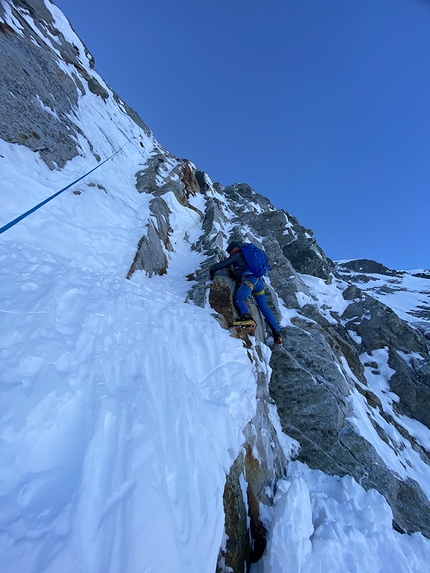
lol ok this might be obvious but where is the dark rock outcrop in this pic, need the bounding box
[135,153,168,194]
[343,294,430,428]
[185,177,430,559]
[339,258,403,276]
[0,0,151,169]
[0,9,81,168]
[127,197,172,278]
[269,324,430,537]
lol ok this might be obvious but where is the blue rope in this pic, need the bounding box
[0,138,132,235]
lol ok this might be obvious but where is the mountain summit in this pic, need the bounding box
[1,1,429,572]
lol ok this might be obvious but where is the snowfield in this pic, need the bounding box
[2,132,430,573]
[0,141,257,573]
[1,0,430,571]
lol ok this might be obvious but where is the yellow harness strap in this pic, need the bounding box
[244,279,265,296]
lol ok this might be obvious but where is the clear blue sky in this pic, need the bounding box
[54,0,430,270]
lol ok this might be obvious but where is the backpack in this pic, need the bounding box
[241,243,270,277]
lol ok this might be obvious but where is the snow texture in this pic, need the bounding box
[0,134,256,572]
[1,1,430,571]
[253,462,430,573]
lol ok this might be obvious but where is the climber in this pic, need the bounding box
[209,241,283,344]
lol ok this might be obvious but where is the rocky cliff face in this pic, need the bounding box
[182,183,430,569]
[0,0,151,170]
[1,1,430,572]
[128,165,430,567]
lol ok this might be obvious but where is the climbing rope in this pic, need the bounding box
[0,137,132,235]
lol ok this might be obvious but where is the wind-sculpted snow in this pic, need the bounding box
[253,462,430,573]
[0,229,256,573]
[0,26,257,566]
[1,1,430,572]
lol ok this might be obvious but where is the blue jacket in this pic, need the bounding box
[210,250,249,280]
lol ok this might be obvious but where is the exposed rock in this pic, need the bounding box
[201,246,298,572]
[342,284,363,300]
[0,0,149,172]
[342,294,430,428]
[282,234,333,280]
[218,441,284,573]
[152,161,203,206]
[210,270,290,572]
[180,161,200,197]
[185,178,430,549]
[243,210,292,245]
[343,295,428,355]
[260,236,305,311]
[129,161,206,279]
[0,0,116,168]
[149,196,172,247]
[126,222,167,279]
[14,0,95,69]
[339,258,402,276]
[412,271,430,280]
[113,93,152,136]
[217,452,250,573]
[135,153,167,194]
[195,170,211,193]
[337,262,430,341]
[209,273,237,328]
[126,197,172,278]
[0,15,81,168]
[268,324,430,537]
[3,1,430,563]
[224,183,274,213]
[388,350,430,429]
[154,180,188,205]
[87,76,109,100]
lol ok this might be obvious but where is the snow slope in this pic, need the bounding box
[0,137,257,572]
[0,9,257,567]
[1,1,430,572]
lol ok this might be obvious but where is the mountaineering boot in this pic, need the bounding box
[273,332,283,345]
[233,313,256,331]
[233,313,256,326]
[241,313,254,322]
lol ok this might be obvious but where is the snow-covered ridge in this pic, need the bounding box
[337,259,430,338]
[1,1,430,572]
